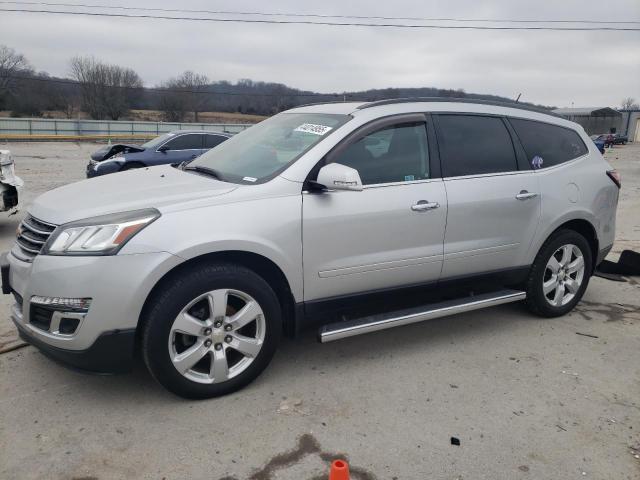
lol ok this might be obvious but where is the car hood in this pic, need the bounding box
[29,165,237,225]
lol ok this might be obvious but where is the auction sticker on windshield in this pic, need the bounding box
[294,123,333,135]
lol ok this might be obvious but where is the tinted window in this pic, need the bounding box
[164,134,203,150]
[331,122,429,185]
[510,118,588,168]
[204,134,227,149]
[437,115,518,177]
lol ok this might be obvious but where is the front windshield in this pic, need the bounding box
[188,113,350,183]
[141,133,175,149]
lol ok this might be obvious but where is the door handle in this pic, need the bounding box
[515,191,538,201]
[411,200,440,212]
[190,154,198,159]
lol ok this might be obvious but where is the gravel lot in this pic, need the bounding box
[0,141,638,480]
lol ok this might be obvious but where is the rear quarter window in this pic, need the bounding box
[509,118,588,169]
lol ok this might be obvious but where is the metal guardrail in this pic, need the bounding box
[0,117,252,141]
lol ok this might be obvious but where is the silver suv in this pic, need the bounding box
[1,99,620,399]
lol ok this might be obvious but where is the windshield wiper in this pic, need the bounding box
[182,165,225,181]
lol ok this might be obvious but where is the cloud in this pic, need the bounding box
[1,0,639,107]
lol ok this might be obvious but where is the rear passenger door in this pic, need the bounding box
[434,114,541,278]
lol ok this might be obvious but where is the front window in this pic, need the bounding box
[330,122,430,185]
[187,113,350,183]
[142,133,174,150]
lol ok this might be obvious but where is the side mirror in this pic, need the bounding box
[158,144,170,152]
[315,163,363,192]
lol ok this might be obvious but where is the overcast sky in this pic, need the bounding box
[1,0,639,107]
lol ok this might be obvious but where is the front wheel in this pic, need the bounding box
[142,263,281,399]
[525,230,592,317]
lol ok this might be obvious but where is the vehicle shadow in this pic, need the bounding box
[20,301,531,404]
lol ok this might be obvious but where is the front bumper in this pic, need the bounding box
[2,249,182,371]
[86,163,98,178]
[14,317,136,373]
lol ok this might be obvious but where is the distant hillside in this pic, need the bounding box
[4,72,554,119]
[161,80,554,116]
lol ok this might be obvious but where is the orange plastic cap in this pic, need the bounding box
[329,459,350,480]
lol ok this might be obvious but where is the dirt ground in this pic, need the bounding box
[0,141,638,480]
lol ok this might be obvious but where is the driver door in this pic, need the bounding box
[302,114,447,302]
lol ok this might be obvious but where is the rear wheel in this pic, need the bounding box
[525,230,592,317]
[142,263,281,399]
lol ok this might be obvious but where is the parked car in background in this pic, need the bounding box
[612,133,628,145]
[0,150,23,213]
[86,130,232,177]
[4,99,620,399]
[590,136,606,154]
[591,133,617,148]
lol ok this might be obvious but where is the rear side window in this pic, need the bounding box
[204,134,227,149]
[510,118,588,169]
[437,115,518,177]
[164,134,204,150]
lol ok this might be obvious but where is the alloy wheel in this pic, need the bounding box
[542,244,585,307]
[168,289,266,384]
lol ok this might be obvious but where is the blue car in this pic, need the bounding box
[86,130,232,177]
[590,135,606,155]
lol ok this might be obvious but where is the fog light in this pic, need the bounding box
[30,296,92,312]
[59,317,81,334]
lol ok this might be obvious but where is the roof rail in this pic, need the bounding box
[293,100,365,109]
[356,97,560,117]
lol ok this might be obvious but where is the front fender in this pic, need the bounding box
[122,193,304,302]
[174,237,302,301]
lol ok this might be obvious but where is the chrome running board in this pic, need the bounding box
[318,289,526,343]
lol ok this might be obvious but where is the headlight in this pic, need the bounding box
[43,208,160,256]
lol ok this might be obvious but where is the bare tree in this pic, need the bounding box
[621,97,640,110]
[50,82,81,118]
[157,78,189,122]
[70,56,142,119]
[159,71,210,122]
[0,45,32,108]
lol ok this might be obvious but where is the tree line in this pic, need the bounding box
[7,43,630,123]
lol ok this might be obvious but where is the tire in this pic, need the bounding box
[120,162,145,171]
[525,229,592,318]
[142,262,282,399]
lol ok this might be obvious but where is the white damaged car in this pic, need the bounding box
[0,150,23,214]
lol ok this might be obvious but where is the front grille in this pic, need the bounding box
[12,215,57,263]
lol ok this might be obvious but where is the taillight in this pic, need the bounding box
[607,170,621,188]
